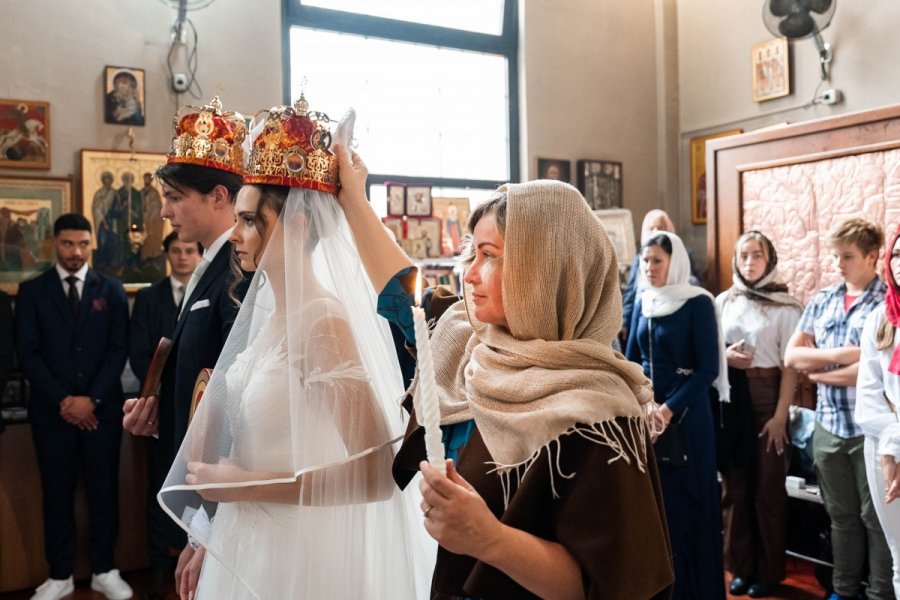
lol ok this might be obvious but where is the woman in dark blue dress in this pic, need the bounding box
[626,231,727,600]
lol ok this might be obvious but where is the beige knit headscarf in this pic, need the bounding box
[416,180,653,495]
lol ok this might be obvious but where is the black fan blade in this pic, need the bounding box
[809,0,833,14]
[779,12,815,38]
[768,0,794,17]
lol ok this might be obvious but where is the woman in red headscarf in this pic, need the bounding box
[856,227,900,597]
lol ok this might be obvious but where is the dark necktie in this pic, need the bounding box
[175,283,186,309]
[65,275,80,316]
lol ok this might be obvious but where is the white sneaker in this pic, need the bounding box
[90,569,133,600]
[30,577,74,600]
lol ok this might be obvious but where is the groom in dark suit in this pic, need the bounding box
[122,95,248,600]
[128,230,201,599]
[16,213,132,600]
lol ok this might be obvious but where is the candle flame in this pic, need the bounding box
[415,271,423,306]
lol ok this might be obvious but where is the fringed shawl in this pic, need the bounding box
[414,180,654,499]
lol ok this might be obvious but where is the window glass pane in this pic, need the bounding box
[291,28,509,181]
[299,0,504,35]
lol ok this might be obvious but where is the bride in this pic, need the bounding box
[158,100,433,599]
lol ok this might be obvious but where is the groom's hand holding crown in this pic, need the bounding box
[122,395,159,436]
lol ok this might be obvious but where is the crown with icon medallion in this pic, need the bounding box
[245,94,339,194]
[167,95,246,176]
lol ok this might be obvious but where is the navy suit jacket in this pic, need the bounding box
[159,242,247,452]
[16,267,128,424]
[129,277,179,387]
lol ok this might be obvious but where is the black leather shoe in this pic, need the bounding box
[747,582,772,598]
[729,576,751,595]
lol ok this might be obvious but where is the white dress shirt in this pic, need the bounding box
[856,307,900,456]
[716,292,802,369]
[180,228,231,316]
[55,262,89,299]
[170,276,187,308]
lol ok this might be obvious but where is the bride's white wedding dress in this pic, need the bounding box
[194,298,431,599]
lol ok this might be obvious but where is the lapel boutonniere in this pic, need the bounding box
[91,297,108,313]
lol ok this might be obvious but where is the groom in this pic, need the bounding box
[122,96,248,599]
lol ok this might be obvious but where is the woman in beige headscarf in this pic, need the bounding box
[335,152,674,600]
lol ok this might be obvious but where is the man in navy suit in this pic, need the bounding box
[16,213,132,600]
[128,230,201,599]
[122,125,247,597]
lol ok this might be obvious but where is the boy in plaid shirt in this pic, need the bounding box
[786,218,892,600]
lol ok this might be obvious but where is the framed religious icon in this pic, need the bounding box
[593,208,635,268]
[0,176,72,295]
[385,182,406,217]
[0,98,50,169]
[103,66,146,126]
[537,158,570,183]
[577,159,622,210]
[405,185,432,217]
[407,217,442,259]
[689,129,742,224]
[407,238,427,259]
[381,216,404,244]
[432,197,470,256]
[80,149,169,291]
[751,38,790,103]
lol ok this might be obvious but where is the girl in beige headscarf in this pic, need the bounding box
[335,151,674,600]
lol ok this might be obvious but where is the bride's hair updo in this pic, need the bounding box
[228,183,323,304]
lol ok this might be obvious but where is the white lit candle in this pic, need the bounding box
[412,271,446,474]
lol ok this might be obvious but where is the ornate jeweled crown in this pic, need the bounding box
[167,96,246,176]
[245,94,339,194]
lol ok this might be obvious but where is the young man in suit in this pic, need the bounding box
[128,231,201,600]
[16,213,131,600]
[122,96,247,600]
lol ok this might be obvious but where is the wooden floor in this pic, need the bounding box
[0,557,827,600]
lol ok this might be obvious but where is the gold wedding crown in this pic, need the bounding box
[167,95,247,176]
[245,94,339,194]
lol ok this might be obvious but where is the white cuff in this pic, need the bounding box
[188,505,212,545]
[878,422,900,457]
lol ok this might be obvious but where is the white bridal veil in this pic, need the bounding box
[158,110,434,599]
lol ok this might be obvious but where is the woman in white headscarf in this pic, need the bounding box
[621,209,699,342]
[157,101,433,599]
[625,230,728,600]
[339,171,675,599]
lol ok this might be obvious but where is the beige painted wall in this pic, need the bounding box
[677,0,900,269]
[521,0,664,230]
[0,0,281,186]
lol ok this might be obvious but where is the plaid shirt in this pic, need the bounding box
[796,276,886,438]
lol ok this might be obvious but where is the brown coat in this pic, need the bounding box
[393,416,675,600]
